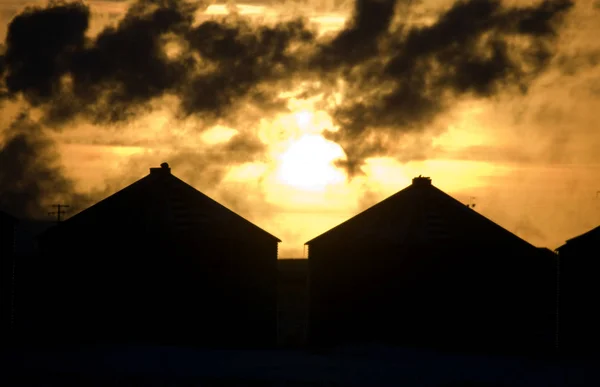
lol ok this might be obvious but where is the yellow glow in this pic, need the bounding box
[432,103,489,150]
[200,125,238,144]
[110,145,146,157]
[204,4,270,16]
[432,124,487,149]
[56,142,146,192]
[225,162,270,182]
[406,159,504,191]
[308,14,347,36]
[276,134,346,191]
[163,39,184,60]
[294,110,313,129]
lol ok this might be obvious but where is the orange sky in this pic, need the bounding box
[1,0,600,257]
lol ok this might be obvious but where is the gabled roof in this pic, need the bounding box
[556,225,600,252]
[305,176,536,251]
[41,163,280,242]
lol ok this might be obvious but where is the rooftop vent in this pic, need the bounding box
[150,162,171,175]
[412,175,432,185]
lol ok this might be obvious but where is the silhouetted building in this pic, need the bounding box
[556,225,600,355]
[306,176,556,355]
[0,210,18,342]
[35,163,280,348]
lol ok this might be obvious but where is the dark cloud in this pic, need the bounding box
[49,0,198,124]
[315,0,397,67]
[2,2,89,105]
[0,0,576,216]
[0,0,573,129]
[0,112,90,219]
[321,0,573,175]
[1,0,317,125]
[180,17,315,118]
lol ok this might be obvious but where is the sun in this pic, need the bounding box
[294,110,313,129]
[261,106,347,191]
[277,134,346,191]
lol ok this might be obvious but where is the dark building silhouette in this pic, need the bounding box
[556,225,600,355]
[0,210,18,343]
[306,176,556,355]
[34,163,280,348]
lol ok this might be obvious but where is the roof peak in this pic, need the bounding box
[412,175,432,185]
[149,162,171,175]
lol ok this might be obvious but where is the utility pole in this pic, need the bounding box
[49,204,69,223]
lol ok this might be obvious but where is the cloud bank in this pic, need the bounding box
[0,0,575,221]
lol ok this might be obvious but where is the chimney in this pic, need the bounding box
[412,175,432,185]
[150,162,171,175]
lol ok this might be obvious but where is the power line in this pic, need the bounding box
[49,204,70,223]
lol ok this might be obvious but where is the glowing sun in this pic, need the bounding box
[277,134,346,191]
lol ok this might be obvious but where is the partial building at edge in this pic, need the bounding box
[34,163,280,348]
[556,225,600,355]
[306,176,557,356]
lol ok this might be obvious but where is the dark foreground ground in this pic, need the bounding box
[1,345,597,386]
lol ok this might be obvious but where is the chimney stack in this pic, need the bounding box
[412,175,432,185]
[150,162,171,175]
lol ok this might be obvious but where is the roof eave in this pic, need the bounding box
[566,227,600,244]
[304,236,320,246]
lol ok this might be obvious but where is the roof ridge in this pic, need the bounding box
[47,174,154,227]
[305,184,417,245]
[40,171,280,243]
[305,181,538,251]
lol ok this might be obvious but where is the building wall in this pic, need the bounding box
[557,242,600,355]
[308,239,556,355]
[33,221,278,349]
